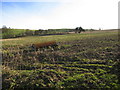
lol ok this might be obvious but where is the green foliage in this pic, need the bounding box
[34,29,73,36]
[2,69,68,89]
[56,73,99,88]
[2,29,26,39]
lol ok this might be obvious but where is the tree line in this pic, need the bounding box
[1,25,85,39]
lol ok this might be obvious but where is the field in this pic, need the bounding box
[0,28,73,39]
[1,30,120,89]
[0,29,27,39]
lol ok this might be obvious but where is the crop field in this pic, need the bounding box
[1,30,120,89]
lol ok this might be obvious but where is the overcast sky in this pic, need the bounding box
[1,0,119,29]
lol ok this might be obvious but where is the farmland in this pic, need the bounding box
[1,30,120,89]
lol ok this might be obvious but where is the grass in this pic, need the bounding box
[2,30,117,45]
[2,30,120,89]
[1,29,27,39]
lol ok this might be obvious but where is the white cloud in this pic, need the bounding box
[1,0,119,29]
[46,0,119,29]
